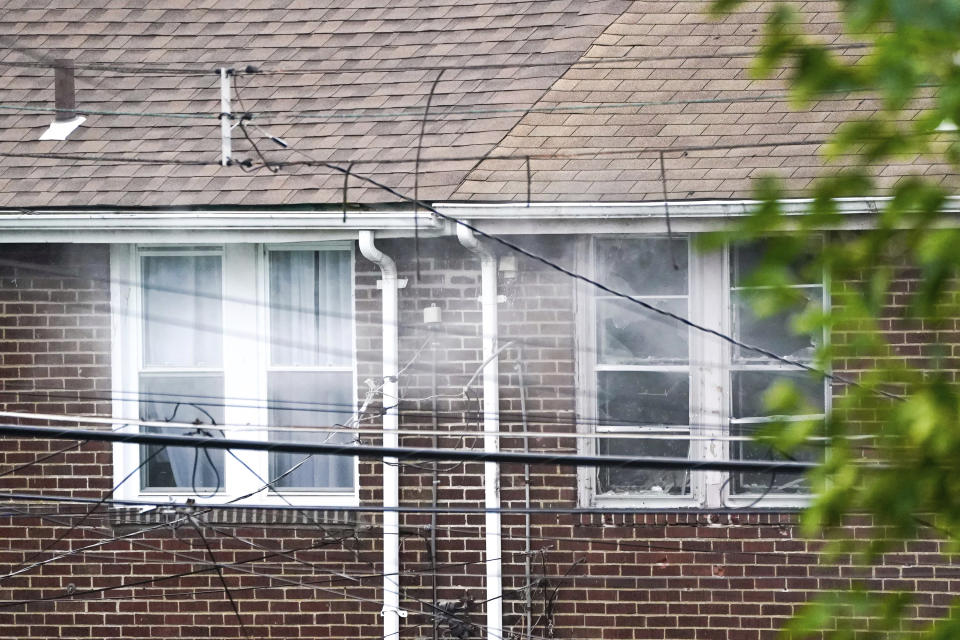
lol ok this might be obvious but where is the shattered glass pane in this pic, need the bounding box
[598,436,691,495]
[597,371,689,427]
[595,237,688,296]
[733,287,821,363]
[730,422,821,495]
[731,370,825,419]
[731,241,820,288]
[597,298,688,365]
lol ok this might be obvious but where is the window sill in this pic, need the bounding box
[108,504,367,530]
[592,494,811,510]
[593,494,702,510]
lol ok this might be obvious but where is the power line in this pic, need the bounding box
[1,445,164,581]
[259,138,900,402]
[0,103,218,120]
[0,410,847,447]
[0,491,829,516]
[0,132,881,174]
[0,256,844,439]
[0,423,824,473]
[0,528,360,610]
[5,494,934,569]
[247,43,871,76]
[0,508,517,592]
[0,150,215,165]
[0,87,886,125]
[187,515,253,640]
[0,42,870,78]
[0,252,709,375]
[0,512,557,640]
[1,385,845,446]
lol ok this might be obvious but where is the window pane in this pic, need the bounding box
[142,254,222,368]
[270,250,352,367]
[730,423,820,495]
[268,371,355,490]
[731,241,819,288]
[595,237,687,296]
[139,374,225,491]
[733,288,821,362]
[731,370,825,419]
[598,436,691,496]
[597,298,688,365]
[597,371,689,427]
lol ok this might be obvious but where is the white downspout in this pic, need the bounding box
[358,231,402,640]
[456,224,502,640]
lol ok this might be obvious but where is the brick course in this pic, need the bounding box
[0,239,951,640]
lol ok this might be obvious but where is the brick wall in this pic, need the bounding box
[0,240,952,640]
[0,245,112,498]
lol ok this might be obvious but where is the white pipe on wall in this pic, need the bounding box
[358,231,402,640]
[456,223,503,640]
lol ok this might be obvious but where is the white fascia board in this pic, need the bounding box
[0,210,442,243]
[434,197,960,234]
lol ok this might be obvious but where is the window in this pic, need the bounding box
[111,244,358,505]
[578,236,826,508]
[728,243,825,498]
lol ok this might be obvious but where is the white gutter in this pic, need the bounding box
[456,223,503,640]
[435,197,960,234]
[0,211,442,243]
[358,231,403,640]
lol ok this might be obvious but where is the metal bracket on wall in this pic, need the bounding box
[377,278,408,289]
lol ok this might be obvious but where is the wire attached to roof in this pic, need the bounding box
[413,68,446,282]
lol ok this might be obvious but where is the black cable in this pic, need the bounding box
[413,68,445,282]
[0,440,85,479]
[0,490,827,516]
[238,118,278,173]
[267,147,900,402]
[243,42,871,76]
[0,137,837,169]
[190,428,223,499]
[0,525,354,610]
[188,515,253,640]
[659,150,679,271]
[1,386,846,445]
[0,42,871,78]
[162,402,223,499]
[0,509,507,600]
[1,496,921,569]
[0,443,377,583]
[0,423,824,473]
[0,444,167,582]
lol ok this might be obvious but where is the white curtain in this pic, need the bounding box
[269,250,351,367]
[268,249,354,489]
[142,255,222,368]
[139,252,224,490]
[139,375,225,490]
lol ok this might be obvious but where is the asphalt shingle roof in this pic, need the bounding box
[0,1,953,208]
[450,0,958,202]
[0,0,629,208]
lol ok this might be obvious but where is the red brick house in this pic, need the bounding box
[0,2,956,640]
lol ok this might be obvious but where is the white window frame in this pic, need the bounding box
[111,242,360,506]
[576,235,828,509]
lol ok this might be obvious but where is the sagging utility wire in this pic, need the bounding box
[0,422,825,474]
[241,134,900,402]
